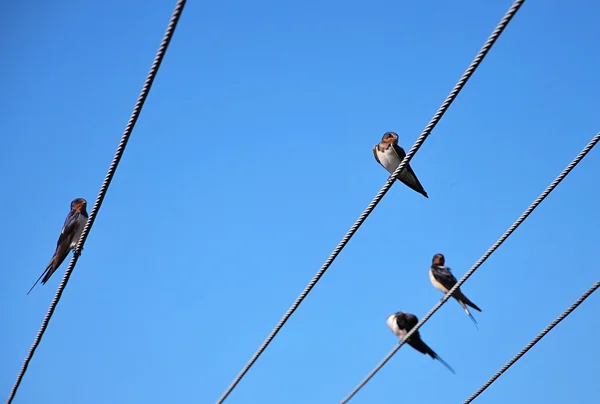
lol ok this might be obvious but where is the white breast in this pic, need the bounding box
[429,268,449,294]
[377,147,400,173]
[386,315,407,338]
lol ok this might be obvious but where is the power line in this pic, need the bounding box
[6,1,187,403]
[463,280,600,403]
[340,132,600,404]
[216,0,526,401]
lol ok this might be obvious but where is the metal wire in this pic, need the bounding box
[6,2,187,403]
[340,132,600,404]
[216,1,526,402]
[463,280,600,403]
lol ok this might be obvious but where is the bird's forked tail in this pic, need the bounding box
[27,258,57,295]
[27,265,51,295]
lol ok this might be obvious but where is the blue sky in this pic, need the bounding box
[2,1,599,403]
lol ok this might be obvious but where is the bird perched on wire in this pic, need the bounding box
[372,131,428,198]
[387,311,455,373]
[28,198,89,294]
[429,253,482,328]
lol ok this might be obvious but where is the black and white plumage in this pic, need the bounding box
[387,311,455,374]
[429,253,482,328]
[28,198,89,294]
[373,131,429,198]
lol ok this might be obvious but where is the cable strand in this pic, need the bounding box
[464,280,600,403]
[6,1,187,403]
[217,0,526,402]
[340,132,600,404]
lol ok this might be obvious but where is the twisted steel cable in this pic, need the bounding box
[464,280,600,403]
[340,132,600,404]
[6,1,187,403]
[217,1,526,402]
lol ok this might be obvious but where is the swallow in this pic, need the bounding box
[28,198,89,294]
[429,253,482,328]
[373,131,428,198]
[387,311,455,373]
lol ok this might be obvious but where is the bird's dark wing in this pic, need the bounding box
[56,210,82,248]
[431,265,458,291]
[28,210,81,294]
[394,312,418,333]
[391,143,428,198]
[403,312,419,330]
[51,209,84,272]
[373,145,382,166]
[391,142,407,160]
[407,334,434,356]
[398,313,426,352]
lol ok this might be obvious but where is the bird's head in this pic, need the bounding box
[381,131,399,144]
[432,253,445,266]
[387,311,403,320]
[71,198,88,212]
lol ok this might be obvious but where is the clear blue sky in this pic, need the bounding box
[2,1,599,403]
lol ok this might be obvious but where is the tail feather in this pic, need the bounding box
[41,262,59,285]
[463,295,481,313]
[454,289,481,312]
[396,174,428,198]
[456,297,479,329]
[408,337,455,374]
[465,308,479,330]
[432,352,455,374]
[27,262,53,295]
[27,249,67,295]
[455,289,482,329]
